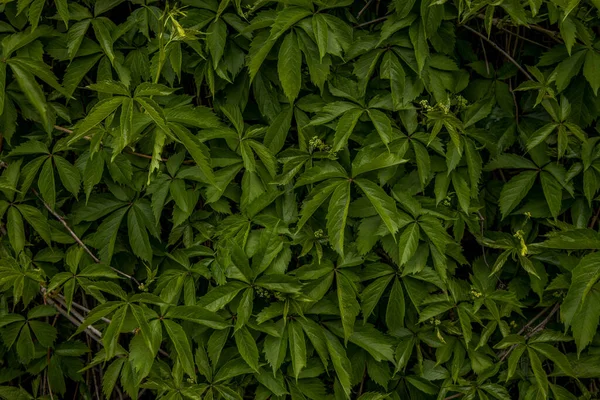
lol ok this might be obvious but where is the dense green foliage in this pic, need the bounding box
[3,0,600,399]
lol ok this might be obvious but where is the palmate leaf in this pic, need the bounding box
[247,7,312,82]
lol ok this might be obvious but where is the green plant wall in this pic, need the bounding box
[1,0,600,399]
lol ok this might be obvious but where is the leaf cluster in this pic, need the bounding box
[2,0,600,399]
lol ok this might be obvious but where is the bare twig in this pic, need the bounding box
[43,292,103,343]
[462,25,534,81]
[31,188,141,287]
[52,293,111,325]
[444,393,464,400]
[498,303,560,362]
[355,16,387,28]
[517,305,552,336]
[501,26,551,49]
[356,0,373,19]
[528,303,561,335]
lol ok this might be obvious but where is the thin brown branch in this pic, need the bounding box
[501,26,551,49]
[462,25,534,81]
[31,188,141,287]
[355,15,387,28]
[498,303,561,362]
[356,0,374,19]
[528,303,561,335]
[444,393,464,400]
[517,304,552,336]
[43,292,103,343]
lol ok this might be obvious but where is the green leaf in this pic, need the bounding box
[16,325,35,363]
[323,329,352,399]
[38,158,56,209]
[336,270,360,343]
[54,156,80,198]
[15,204,51,246]
[526,123,557,151]
[55,0,70,27]
[198,282,248,312]
[584,50,600,95]
[499,171,538,219]
[528,347,549,399]
[327,180,351,255]
[163,319,196,378]
[288,320,306,380]
[409,21,428,74]
[247,7,311,82]
[530,343,575,377]
[70,97,123,143]
[0,62,5,116]
[554,50,586,93]
[171,123,215,185]
[264,106,293,154]
[91,18,116,63]
[207,19,227,67]
[540,171,562,218]
[234,326,259,372]
[398,223,420,266]
[312,14,328,61]
[278,32,302,102]
[562,253,600,329]
[128,206,153,262]
[571,286,600,354]
[367,109,393,146]
[10,63,51,131]
[386,278,405,333]
[7,207,25,253]
[333,109,364,152]
[355,178,398,236]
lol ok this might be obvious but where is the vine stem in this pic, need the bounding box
[461,25,534,81]
[31,188,141,287]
